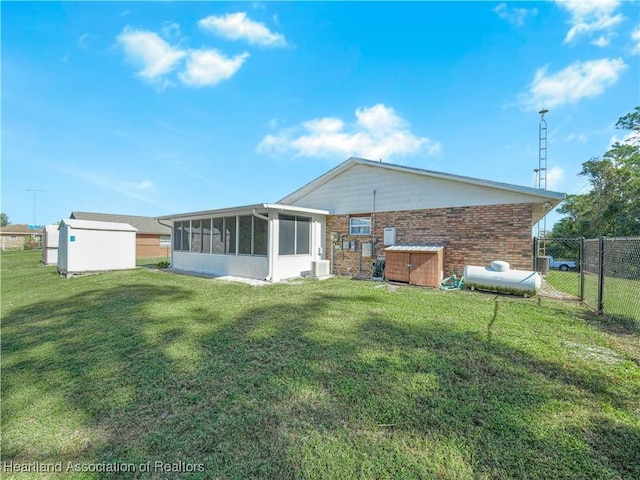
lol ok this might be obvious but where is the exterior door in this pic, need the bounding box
[385,250,443,287]
[385,251,411,283]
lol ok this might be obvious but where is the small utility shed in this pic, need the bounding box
[41,224,60,265]
[70,212,171,258]
[385,245,444,287]
[278,157,565,278]
[157,203,328,282]
[57,219,137,276]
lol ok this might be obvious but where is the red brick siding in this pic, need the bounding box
[326,203,533,278]
[136,234,170,259]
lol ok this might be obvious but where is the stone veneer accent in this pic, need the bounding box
[326,203,533,278]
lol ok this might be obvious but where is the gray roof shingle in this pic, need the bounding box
[70,212,171,235]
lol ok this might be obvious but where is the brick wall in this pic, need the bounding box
[326,203,533,278]
[136,234,170,259]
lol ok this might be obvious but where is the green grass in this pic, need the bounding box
[136,256,171,267]
[546,270,640,324]
[2,250,639,479]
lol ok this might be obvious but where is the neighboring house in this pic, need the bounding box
[278,157,565,281]
[156,203,328,282]
[0,224,42,250]
[70,212,171,258]
[158,157,564,284]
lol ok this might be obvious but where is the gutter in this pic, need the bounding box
[157,219,173,266]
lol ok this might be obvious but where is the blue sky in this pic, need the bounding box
[2,1,639,230]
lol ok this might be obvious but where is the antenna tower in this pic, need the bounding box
[536,109,549,252]
[538,108,548,191]
[23,189,46,226]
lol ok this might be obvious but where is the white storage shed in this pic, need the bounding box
[57,219,137,276]
[41,224,60,265]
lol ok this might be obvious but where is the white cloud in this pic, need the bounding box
[161,22,182,40]
[124,180,155,190]
[566,133,588,143]
[610,131,640,147]
[117,27,185,81]
[257,104,442,161]
[78,33,90,50]
[632,26,640,54]
[59,167,167,208]
[518,57,627,110]
[591,35,611,47]
[546,166,565,190]
[117,26,249,88]
[556,0,623,44]
[199,12,286,47]
[493,3,538,27]
[179,49,249,87]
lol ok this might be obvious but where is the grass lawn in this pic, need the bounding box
[2,251,639,479]
[545,270,640,324]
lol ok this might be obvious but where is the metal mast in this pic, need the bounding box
[538,108,548,191]
[535,108,549,253]
[23,189,46,226]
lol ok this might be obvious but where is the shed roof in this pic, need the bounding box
[61,219,137,232]
[70,212,170,235]
[385,245,445,253]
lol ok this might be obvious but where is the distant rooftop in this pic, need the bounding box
[0,224,43,235]
[70,212,171,235]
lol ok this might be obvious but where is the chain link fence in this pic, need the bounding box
[535,237,582,300]
[535,236,640,322]
[601,237,640,321]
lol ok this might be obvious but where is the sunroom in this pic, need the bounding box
[156,203,328,282]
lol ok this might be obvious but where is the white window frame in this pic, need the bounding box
[349,217,371,236]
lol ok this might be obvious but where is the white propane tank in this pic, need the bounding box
[463,261,541,296]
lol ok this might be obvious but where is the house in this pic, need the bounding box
[278,157,565,283]
[57,219,137,276]
[70,212,171,258]
[0,224,42,250]
[156,204,328,282]
[158,157,564,284]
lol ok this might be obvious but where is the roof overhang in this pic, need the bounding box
[156,203,329,221]
[279,156,565,207]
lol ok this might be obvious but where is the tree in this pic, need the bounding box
[0,213,9,227]
[550,107,640,238]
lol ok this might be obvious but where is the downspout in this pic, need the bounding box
[253,209,273,282]
[157,219,173,265]
[372,189,376,256]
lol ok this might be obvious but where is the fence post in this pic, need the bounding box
[533,236,538,271]
[580,237,585,302]
[598,236,605,315]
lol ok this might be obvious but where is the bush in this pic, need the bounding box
[157,261,170,269]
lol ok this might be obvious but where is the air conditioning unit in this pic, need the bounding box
[311,260,330,277]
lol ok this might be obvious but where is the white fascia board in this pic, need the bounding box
[279,156,565,205]
[156,203,329,221]
[263,204,329,215]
